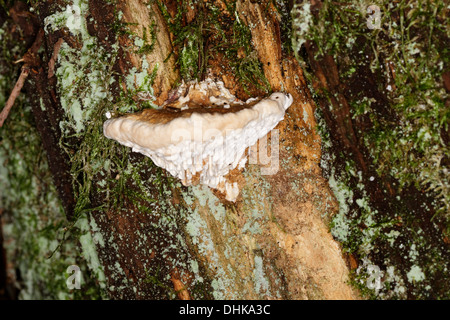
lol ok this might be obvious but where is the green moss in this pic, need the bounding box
[0,13,105,299]
[43,0,167,296]
[297,0,449,218]
[49,0,164,219]
[316,95,450,299]
[294,0,450,299]
[0,0,218,300]
[156,0,270,93]
[135,24,157,55]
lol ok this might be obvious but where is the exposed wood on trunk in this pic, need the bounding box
[118,0,179,105]
[1,0,359,299]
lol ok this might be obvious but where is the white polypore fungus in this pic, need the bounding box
[104,80,293,201]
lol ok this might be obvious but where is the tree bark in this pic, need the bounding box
[6,0,359,299]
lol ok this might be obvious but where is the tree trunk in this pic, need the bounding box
[1,0,359,299]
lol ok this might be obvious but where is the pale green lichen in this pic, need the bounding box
[0,15,105,299]
[77,215,106,288]
[191,185,226,223]
[0,95,103,300]
[252,255,270,295]
[183,197,236,299]
[41,0,156,297]
[44,0,117,135]
[44,1,86,36]
[327,169,352,243]
[407,265,426,283]
[56,39,114,134]
[181,183,277,299]
[317,103,449,298]
[291,1,312,61]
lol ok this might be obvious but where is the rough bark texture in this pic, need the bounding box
[2,0,359,299]
[300,0,450,299]
[118,0,178,105]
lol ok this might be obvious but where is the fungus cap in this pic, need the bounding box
[104,85,293,201]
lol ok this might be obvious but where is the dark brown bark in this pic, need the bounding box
[28,65,77,220]
[302,1,449,298]
[1,0,359,299]
[1,3,77,220]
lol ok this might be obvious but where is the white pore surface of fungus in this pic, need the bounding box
[104,85,293,201]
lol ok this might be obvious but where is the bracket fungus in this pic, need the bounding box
[104,79,293,201]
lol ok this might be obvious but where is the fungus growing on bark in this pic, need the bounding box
[104,80,293,201]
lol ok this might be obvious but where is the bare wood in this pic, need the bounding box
[0,67,30,127]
